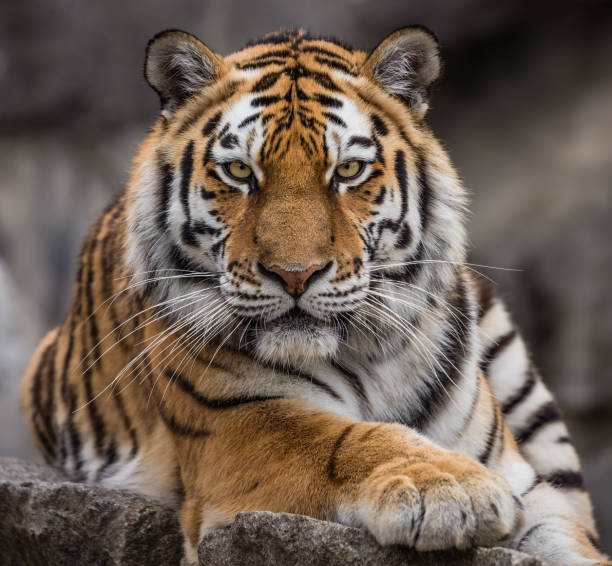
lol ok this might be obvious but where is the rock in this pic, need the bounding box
[0,458,544,566]
[0,458,184,565]
[199,511,544,566]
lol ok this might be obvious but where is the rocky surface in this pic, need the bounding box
[0,458,544,566]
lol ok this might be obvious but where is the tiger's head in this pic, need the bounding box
[127,28,467,365]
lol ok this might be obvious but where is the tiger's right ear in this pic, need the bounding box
[362,26,441,120]
[145,30,226,114]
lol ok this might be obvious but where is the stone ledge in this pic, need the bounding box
[0,458,543,565]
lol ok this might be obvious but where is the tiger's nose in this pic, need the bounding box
[257,262,328,297]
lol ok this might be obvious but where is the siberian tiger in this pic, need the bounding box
[21,27,607,564]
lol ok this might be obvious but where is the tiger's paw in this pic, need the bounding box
[343,453,524,551]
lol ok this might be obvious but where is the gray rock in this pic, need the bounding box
[0,458,544,566]
[0,458,184,565]
[200,511,544,566]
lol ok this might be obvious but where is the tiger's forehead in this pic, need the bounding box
[225,30,366,74]
[212,32,374,168]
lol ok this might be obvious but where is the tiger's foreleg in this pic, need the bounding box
[477,377,607,565]
[167,399,524,565]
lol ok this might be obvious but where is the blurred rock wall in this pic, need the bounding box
[1,0,610,552]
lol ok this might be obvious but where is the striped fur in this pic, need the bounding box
[21,28,606,564]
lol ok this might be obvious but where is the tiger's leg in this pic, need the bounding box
[475,375,606,565]
[477,280,597,539]
[163,398,524,565]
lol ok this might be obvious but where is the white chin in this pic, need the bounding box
[254,326,340,365]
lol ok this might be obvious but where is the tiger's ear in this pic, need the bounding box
[145,30,226,114]
[362,26,441,120]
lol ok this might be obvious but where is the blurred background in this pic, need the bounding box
[0,0,610,551]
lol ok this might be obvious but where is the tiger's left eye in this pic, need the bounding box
[335,160,363,179]
[226,161,252,180]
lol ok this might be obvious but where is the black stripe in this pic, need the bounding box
[111,386,139,458]
[82,230,106,455]
[314,55,356,75]
[203,134,216,165]
[347,136,373,148]
[158,401,211,438]
[517,523,545,552]
[96,436,119,479]
[397,241,424,283]
[251,355,342,402]
[501,368,537,415]
[251,95,281,107]
[31,343,53,440]
[200,185,217,200]
[301,45,350,62]
[374,185,386,205]
[238,113,260,128]
[370,113,388,136]
[202,111,222,136]
[327,424,355,483]
[400,276,472,430]
[411,497,427,546]
[474,275,495,320]
[249,49,293,61]
[330,360,368,413]
[394,150,408,230]
[314,93,343,108]
[324,112,346,127]
[220,133,239,149]
[546,470,584,490]
[251,72,282,92]
[66,382,84,476]
[101,204,127,347]
[192,219,221,236]
[514,401,561,445]
[169,243,207,273]
[180,140,195,223]
[394,222,412,249]
[521,473,544,496]
[414,148,433,234]
[33,421,55,461]
[477,404,500,464]
[162,368,280,409]
[211,234,228,258]
[239,59,287,70]
[176,108,205,135]
[43,340,58,446]
[59,316,79,468]
[481,329,517,377]
[31,341,56,459]
[156,157,173,232]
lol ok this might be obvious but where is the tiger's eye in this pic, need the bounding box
[335,160,362,179]
[227,161,252,180]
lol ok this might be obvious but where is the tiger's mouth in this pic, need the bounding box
[252,306,341,364]
[270,307,319,327]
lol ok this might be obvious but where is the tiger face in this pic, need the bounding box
[128,28,466,364]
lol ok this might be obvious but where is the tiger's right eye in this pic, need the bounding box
[335,160,364,179]
[226,161,252,180]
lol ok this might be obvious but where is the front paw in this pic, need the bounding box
[348,453,524,551]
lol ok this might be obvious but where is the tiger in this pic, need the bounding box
[20,26,608,565]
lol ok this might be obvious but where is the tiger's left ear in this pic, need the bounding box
[362,26,441,120]
[144,29,227,115]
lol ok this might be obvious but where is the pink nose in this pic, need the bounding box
[264,264,325,297]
